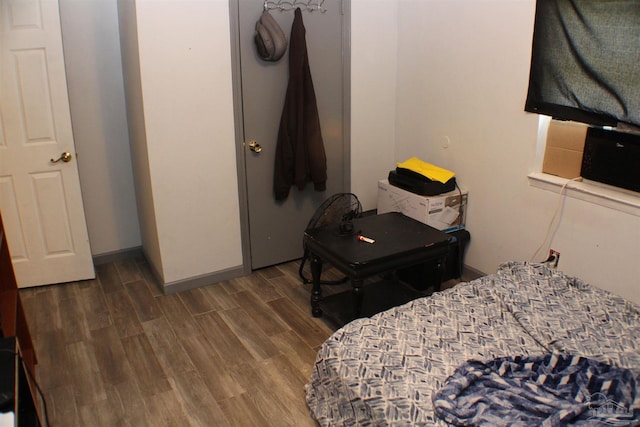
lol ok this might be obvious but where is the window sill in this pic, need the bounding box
[527,172,640,217]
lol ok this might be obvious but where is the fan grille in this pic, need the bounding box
[306,193,362,231]
[299,193,362,285]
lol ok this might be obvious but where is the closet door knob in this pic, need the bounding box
[248,141,262,153]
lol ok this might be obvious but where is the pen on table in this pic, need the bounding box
[358,235,375,244]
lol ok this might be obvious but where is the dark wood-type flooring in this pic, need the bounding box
[18,258,353,426]
[19,257,459,426]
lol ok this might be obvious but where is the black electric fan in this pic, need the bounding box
[298,193,363,285]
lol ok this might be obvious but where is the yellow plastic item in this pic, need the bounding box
[396,157,455,184]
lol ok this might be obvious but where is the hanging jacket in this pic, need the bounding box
[273,8,327,201]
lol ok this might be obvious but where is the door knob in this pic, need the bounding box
[50,152,73,163]
[248,140,262,153]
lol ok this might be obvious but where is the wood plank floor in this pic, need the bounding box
[19,257,353,427]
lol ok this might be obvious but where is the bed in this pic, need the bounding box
[305,261,640,426]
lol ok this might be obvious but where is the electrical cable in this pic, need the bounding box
[454,182,465,278]
[22,355,50,426]
[529,177,582,263]
[0,347,50,426]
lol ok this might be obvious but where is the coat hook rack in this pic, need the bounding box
[263,0,327,13]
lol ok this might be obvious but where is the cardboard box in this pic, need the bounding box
[542,120,588,179]
[377,180,468,232]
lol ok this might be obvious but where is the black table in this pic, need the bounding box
[303,212,452,323]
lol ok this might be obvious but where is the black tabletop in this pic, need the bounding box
[304,212,451,271]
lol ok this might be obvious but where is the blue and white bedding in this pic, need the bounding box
[433,354,639,426]
[305,262,640,426]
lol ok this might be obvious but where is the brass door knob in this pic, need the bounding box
[248,140,262,153]
[50,152,73,163]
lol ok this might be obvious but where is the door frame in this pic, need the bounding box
[227,0,351,272]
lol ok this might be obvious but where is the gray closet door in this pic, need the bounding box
[236,1,347,269]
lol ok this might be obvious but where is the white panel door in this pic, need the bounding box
[0,0,94,287]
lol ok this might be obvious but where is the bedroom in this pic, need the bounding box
[1,0,639,424]
[34,0,637,306]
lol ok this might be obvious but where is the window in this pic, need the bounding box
[525,0,640,216]
[529,117,640,217]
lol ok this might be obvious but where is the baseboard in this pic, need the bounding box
[134,247,247,295]
[462,264,485,281]
[92,246,143,266]
[161,265,246,295]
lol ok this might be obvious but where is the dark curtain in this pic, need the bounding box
[525,0,640,128]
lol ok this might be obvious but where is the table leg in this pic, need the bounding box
[310,254,323,317]
[352,279,364,317]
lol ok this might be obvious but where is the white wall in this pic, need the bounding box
[129,0,243,285]
[59,0,141,256]
[386,0,640,303]
[117,0,162,274]
[349,1,398,209]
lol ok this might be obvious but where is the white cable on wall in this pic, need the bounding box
[529,176,582,263]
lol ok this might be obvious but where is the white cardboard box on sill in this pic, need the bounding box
[377,179,468,232]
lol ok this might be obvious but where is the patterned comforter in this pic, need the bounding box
[305,262,640,426]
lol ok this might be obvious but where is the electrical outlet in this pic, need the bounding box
[549,249,560,268]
